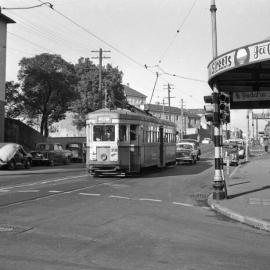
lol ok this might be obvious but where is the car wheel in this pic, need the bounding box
[24,159,31,169]
[7,159,16,170]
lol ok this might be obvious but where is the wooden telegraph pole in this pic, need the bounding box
[91,48,111,108]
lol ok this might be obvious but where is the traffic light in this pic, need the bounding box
[204,92,219,126]
[219,92,230,123]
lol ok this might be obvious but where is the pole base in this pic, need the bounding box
[213,190,226,200]
[213,181,226,200]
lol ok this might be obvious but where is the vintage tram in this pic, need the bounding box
[86,107,176,177]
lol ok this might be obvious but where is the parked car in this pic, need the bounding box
[227,139,245,159]
[31,143,71,166]
[223,143,240,166]
[180,139,201,157]
[0,143,32,170]
[202,138,211,144]
[176,142,199,165]
[66,143,84,162]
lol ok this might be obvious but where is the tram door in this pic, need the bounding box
[129,124,140,172]
[159,126,164,167]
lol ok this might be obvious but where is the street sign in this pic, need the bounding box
[208,39,270,109]
[208,40,270,81]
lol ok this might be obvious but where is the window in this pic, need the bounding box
[93,125,115,141]
[119,125,127,142]
[130,125,137,141]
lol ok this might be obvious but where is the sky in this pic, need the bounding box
[1,0,270,134]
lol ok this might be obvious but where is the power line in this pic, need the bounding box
[158,0,198,64]
[1,2,53,10]
[37,0,146,70]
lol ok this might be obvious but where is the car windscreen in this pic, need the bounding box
[93,125,115,142]
[177,144,192,150]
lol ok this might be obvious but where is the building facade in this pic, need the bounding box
[0,13,15,142]
[123,84,147,108]
[143,103,201,137]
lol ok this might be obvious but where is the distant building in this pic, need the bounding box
[143,103,201,137]
[123,84,147,108]
[0,13,15,142]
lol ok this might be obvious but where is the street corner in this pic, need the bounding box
[207,194,270,232]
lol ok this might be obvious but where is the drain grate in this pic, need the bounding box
[190,193,210,201]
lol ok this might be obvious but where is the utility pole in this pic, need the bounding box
[210,0,226,200]
[91,48,111,108]
[163,84,174,121]
[181,98,184,139]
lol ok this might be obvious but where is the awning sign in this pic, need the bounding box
[232,91,270,102]
[208,40,270,80]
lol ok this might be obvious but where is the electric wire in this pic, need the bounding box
[158,0,198,64]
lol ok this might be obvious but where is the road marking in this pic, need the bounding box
[0,189,10,193]
[172,202,194,207]
[79,193,101,196]
[229,164,241,178]
[139,198,162,202]
[17,190,40,193]
[2,174,88,190]
[48,190,62,193]
[109,195,130,200]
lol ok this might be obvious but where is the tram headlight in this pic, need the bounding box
[110,147,118,161]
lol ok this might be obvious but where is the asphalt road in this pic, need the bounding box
[0,153,269,270]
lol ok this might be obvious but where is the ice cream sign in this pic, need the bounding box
[208,40,270,80]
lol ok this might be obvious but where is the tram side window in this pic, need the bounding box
[130,125,137,141]
[93,125,115,141]
[119,125,127,142]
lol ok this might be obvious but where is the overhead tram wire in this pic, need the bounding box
[1,2,53,10]
[6,10,91,55]
[37,0,146,71]
[158,0,198,65]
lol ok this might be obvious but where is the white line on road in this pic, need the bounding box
[0,189,10,192]
[109,195,131,199]
[139,198,162,202]
[2,174,88,190]
[229,164,241,178]
[48,190,62,193]
[79,193,101,196]
[172,202,194,207]
[17,190,40,193]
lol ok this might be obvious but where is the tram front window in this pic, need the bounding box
[93,125,115,141]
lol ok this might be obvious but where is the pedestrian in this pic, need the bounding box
[263,137,269,152]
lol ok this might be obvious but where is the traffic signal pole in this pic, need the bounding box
[210,0,226,200]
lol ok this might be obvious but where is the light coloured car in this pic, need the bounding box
[223,143,240,166]
[176,142,199,165]
[0,143,32,170]
[202,138,211,144]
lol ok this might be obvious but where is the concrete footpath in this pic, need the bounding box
[208,147,270,232]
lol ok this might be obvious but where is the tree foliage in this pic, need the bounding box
[17,53,78,137]
[71,57,127,129]
[5,81,24,119]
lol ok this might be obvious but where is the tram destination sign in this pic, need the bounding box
[208,40,270,80]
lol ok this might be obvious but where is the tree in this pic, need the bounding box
[18,53,78,137]
[5,81,24,118]
[71,57,127,129]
